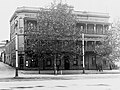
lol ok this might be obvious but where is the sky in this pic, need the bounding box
[0,0,120,44]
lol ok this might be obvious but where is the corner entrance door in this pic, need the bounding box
[64,56,70,70]
[19,54,24,69]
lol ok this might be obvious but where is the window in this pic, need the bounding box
[57,60,61,66]
[27,20,37,31]
[73,55,78,66]
[96,25,103,34]
[26,39,30,45]
[76,23,85,33]
[87,24,94,34]
[103,60,106,65]
[47,60,51,66]
[46,58,52,66]
[103,25,108,34]
[73,60,78,66]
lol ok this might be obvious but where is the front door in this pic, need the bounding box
[19,54,24,69]
[64,56,70,70]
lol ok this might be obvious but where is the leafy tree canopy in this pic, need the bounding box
[25,2,80,57]
[95,19,120,63]
[37,2,77,40]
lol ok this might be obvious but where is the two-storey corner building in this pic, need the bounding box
[6,7,110,70]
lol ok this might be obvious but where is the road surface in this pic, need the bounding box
[0,61,120,90]
[0,74,120,90]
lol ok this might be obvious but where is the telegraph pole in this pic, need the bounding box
[15,33,18,77]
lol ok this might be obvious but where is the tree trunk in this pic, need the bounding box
[38,56,40,74]
[54,53,57,75]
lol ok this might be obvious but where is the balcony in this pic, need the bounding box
[84,33,106,38]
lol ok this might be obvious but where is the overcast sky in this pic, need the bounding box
[0,0,120,43]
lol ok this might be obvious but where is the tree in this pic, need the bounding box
[95,19,120,69]
[95,35,113,70]
[25,2,79,74]
[37,2,77,39]
[109,19,120,68]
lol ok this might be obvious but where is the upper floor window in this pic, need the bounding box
[76,23,85,33]
[10,22,16,35]
[103,25,108,34]
[27,20,37,31]
[96,25,103,34]
[87,24,94,34]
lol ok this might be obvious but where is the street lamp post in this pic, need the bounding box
[54,53,57,75]
[82,33,85,74]
[81,26,85,74]
[15,33,18,77]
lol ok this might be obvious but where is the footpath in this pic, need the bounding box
[0,61,120,81]
[19,69,120,75]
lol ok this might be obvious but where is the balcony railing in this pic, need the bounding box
[83,29,107,35]
[85,45,95,52]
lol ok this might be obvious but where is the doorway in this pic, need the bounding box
[64,56,70,70]
[19,54,24,69]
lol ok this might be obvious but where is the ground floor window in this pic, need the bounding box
[73,60,78,66]
[25,57,38,68]
[30,59,38,67]
[73,55,78,66]
[46,58,52,66]
[57,60,61,66]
